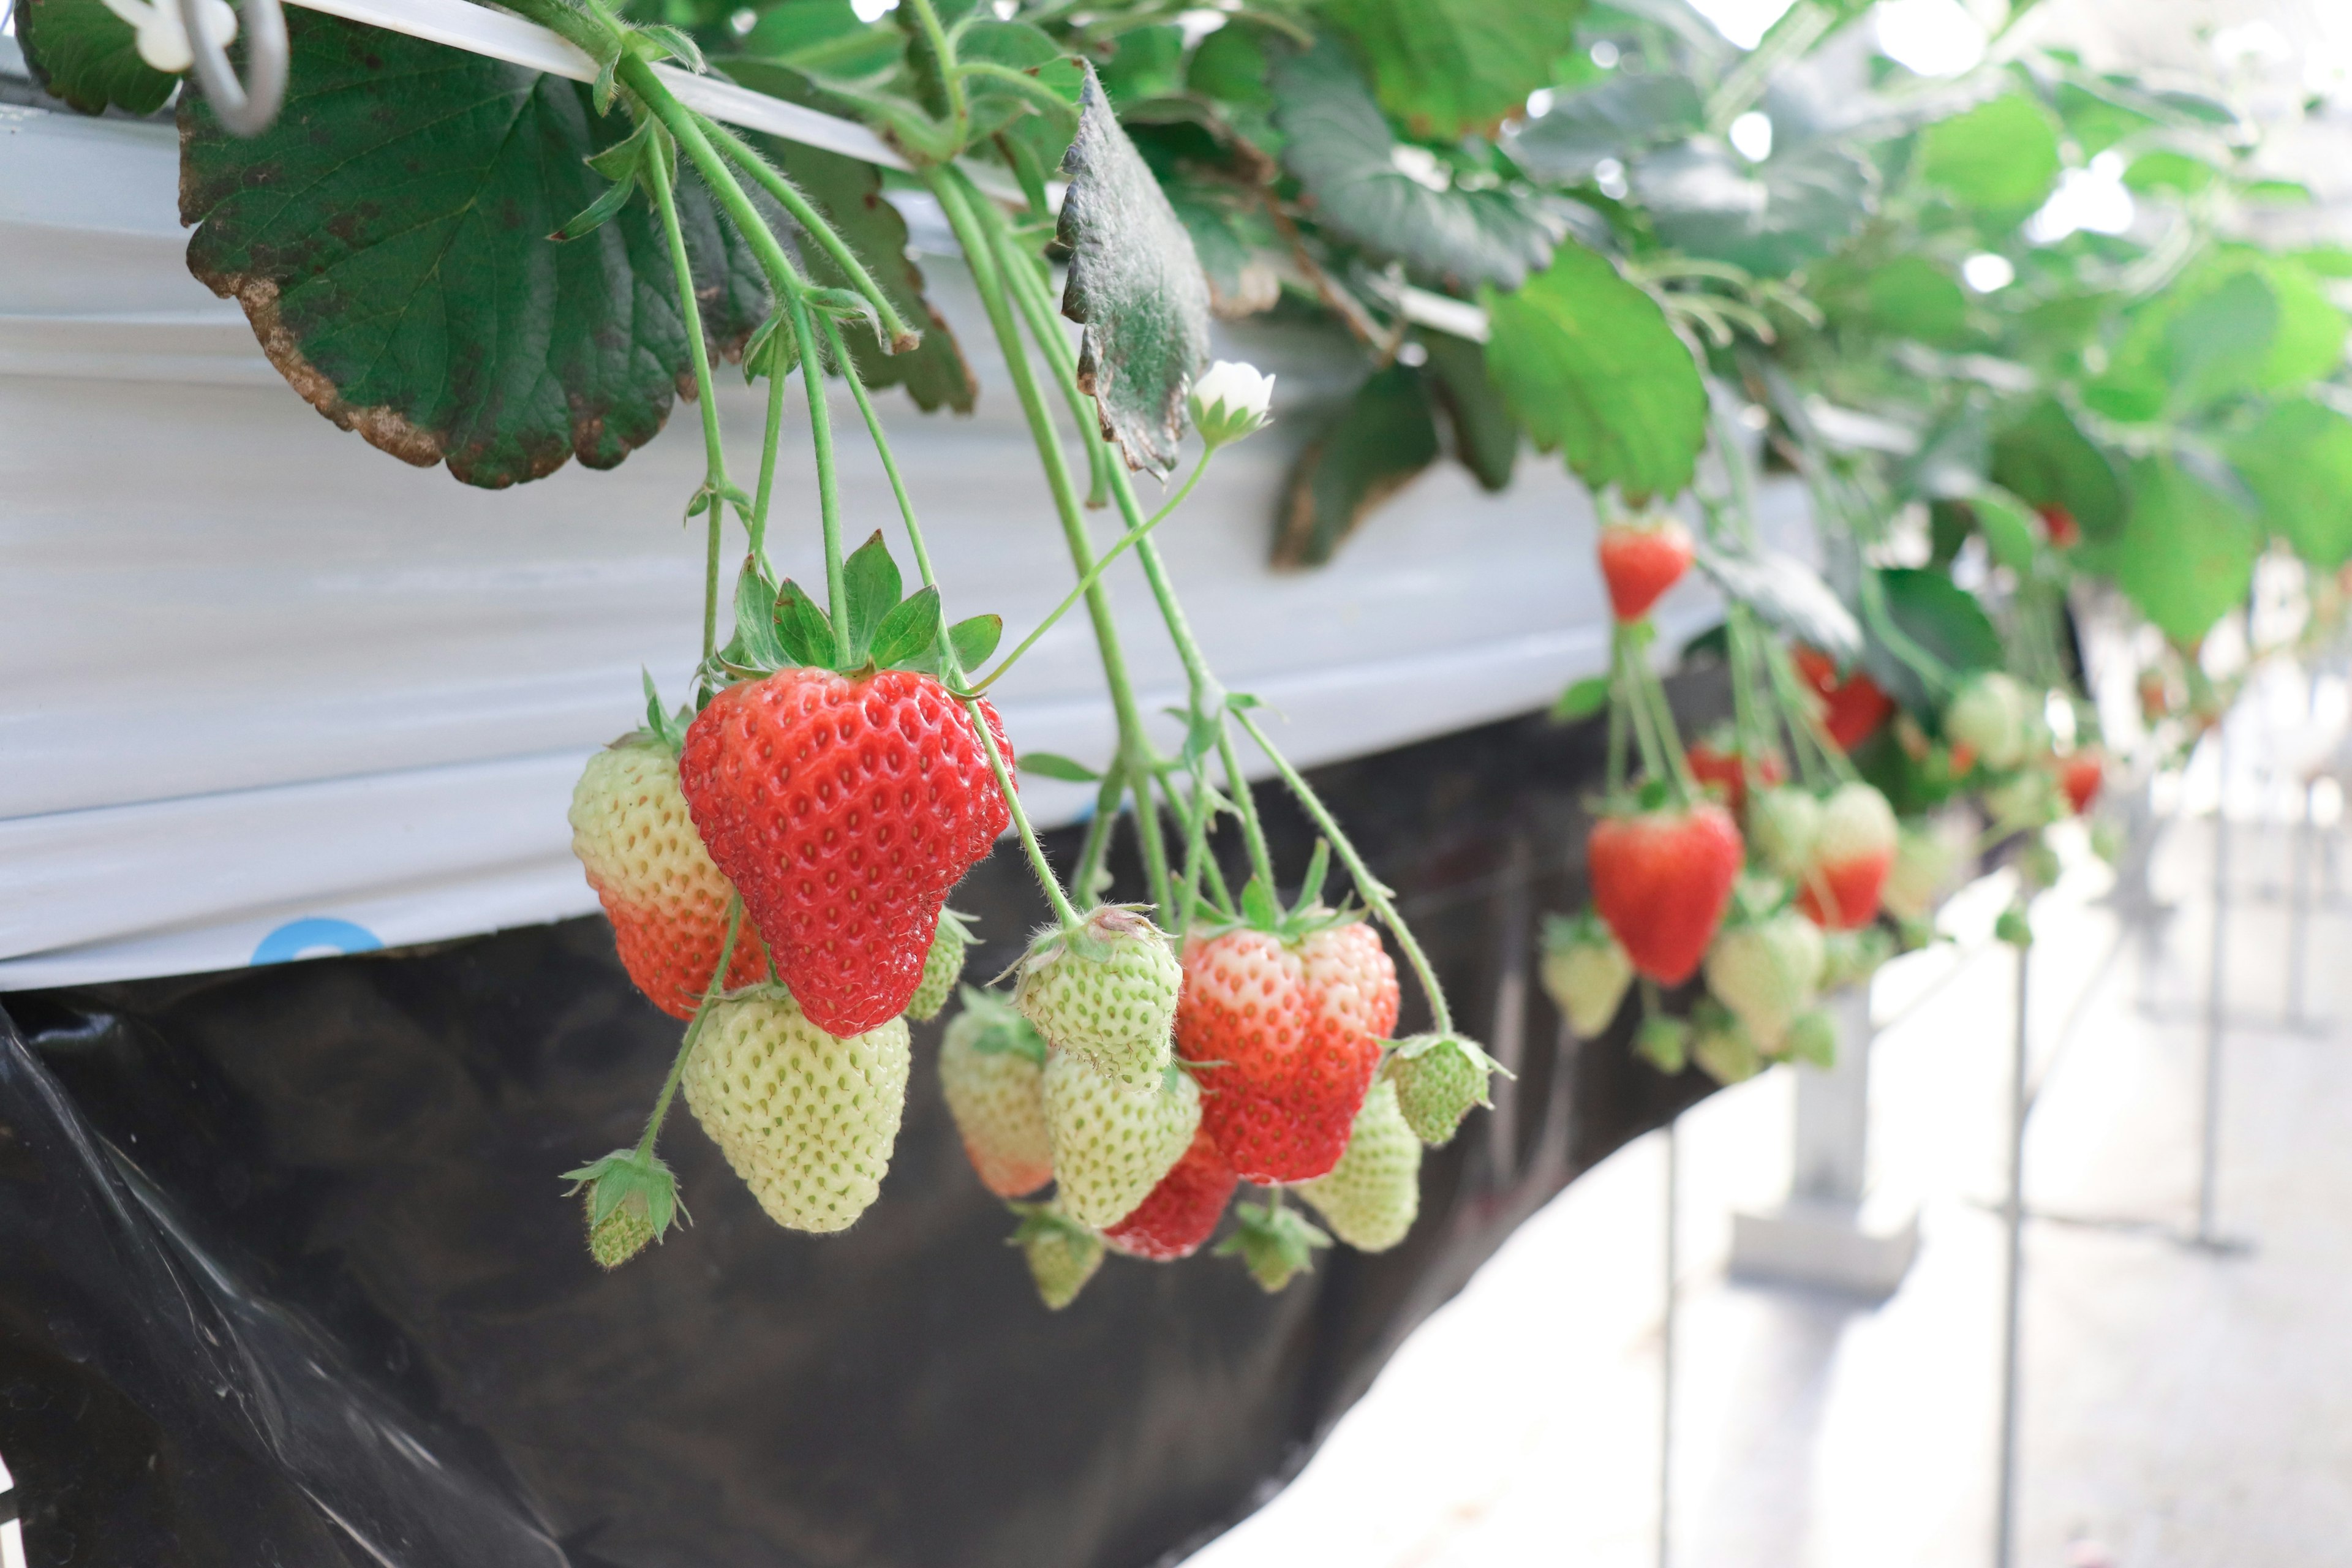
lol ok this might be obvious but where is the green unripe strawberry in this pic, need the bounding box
[907,910,976,1023]
[1691,1011,1761,1085]
[562,1147,684,1270]
[1385,1033,1504,1147]
[587,1193,657,1269]
[1882,821,1962,921]
[1749,787,1822,881]
[1297,1080,1421,1251]
[1014,905,1182,1085]
[1008,1201,1103,1310]
[1637,1014,1691,1074]
[1985,769,2063,834]
[1784,1008,1838,1068]
[1215,1196,1331,1292]
[1042,1052,1200,1227]
[1820,925,1894,991]
[681,986,911,1234]
[1540,911,1634,1037]
[1947,672,2035,772]
[939,988,1053,1198]
[1703,909,1825,1052]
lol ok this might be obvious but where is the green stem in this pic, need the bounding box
[816,314,1082,929]
[1220,726,1278,890]
[640,140,734,683]
[967,447,1212,695]
[902,0,970,152]
[783,290,851,658]
[1617,627,1672,785]
[749,357,789,576]
[933,167,1174,922]
[623,59,807,305]
[952,60,1081,120]
[697,115,917,352]
[1069,758,1125,905]
[635,895,744,1160]
[1233,707,1452,1036]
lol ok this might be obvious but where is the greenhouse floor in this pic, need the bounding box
[1185,811,2352,1568]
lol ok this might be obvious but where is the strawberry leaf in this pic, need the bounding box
[15,0,178,115]
[1057,64,1213,476]
[868,587,944,670]
[1273,363,1441,568]
[948,614,1004,670]
[1321,0,1586,140]
[1017,752,1102,782]
[1551,676,1610,723]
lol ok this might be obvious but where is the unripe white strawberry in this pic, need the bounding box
[1748,786,1823,882]
[1014,905,1182,1085]
[1947,672,2034,771]
[1692,1012,1761,1085]
[681,986,910,1234]
[1297,1080,1422,1251]
[939,989,1053,1198]
[1042,1052,1200,1227]
[1882,820,1963,921]
[1784,1008,1838,1068]
[1008,1201,1103,1311]
[907,909,976,1023]
[1703,910,1824,1051]
[1540,913,1634,1037]
[1984,768,2064,834]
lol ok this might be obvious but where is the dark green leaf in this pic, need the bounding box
[869,586,944,669]
[723,62,977,411]
[733,566,788,670]
[1696,548,1862,663]
[841,531,902,662]
[1167,184,1284,320]
[1861,255,1970,347]
[1551,675,1610,722]
[1632,137,1876,279]
[1322,0,1586,139]
[1188,23,1274,110]
[1506,74,1705,184]
[959,20,1085,143]
[2097,457,2258,644]
[1860,568,2002,715]
[949,613,1004,670]
[1019,752,1103,782]
[1097,23,1185,105]
[1991,397,2125,543]
[774,580,835,666]
[181,12,768,488]
[2227,398,2352,570]
[1896,404,1991,502]
[738,1,903,77]
[1419,332,1517,491]
[1272,364,1440,568]
[1482,243,1706,501]
[16,0,178,115]
[1057,64,1214,475]
[1967,489,2040,574]
[1919,94,2061,218]
[1273,40,1555,292]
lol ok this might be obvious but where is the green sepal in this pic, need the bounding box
[742,311,801,382]
[867,586,944,669]
[631,23,707,74]
[949,614,1003,671]
[773,581,835,667]
[729,564,790,671]
[954,986,1050,1065]
[1288,841,1332,920]
[641,670,690,753]
[841,530,903,665]
[1995,907,2035,948]
[1239,875,1281,930]
[562,1148,687,1265]
[551,170,643,243]
[1636,1015,1690,1074]
[1216,1196,1332,1293]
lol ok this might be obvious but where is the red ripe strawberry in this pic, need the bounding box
[2037,503,2079,548]
[1795,782,1898,930]
[1177,921,1398,1184]
[1793,647,1894,752]
[1597,517,1695,622]
[680,668,1011,1037]
[1686,740,1784,813]
[1587,801,1744,985]
[2061,751,2103,815]
[1103,1125,1238,1260]
[569,739,768,1018]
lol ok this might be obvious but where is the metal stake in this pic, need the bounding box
[1659,1115,1678,1568]
[1994,935,2028,1568]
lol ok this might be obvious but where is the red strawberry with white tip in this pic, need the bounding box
[1686,738,1784,813]
[1587,801,1744,984]
[1597,515,1695,621]
[1102,1125,1238,1260]
[1795,782,1897,930]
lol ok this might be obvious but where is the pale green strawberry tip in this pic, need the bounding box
[905,913,973,1023]
[1008,1203,1104,1310]
[1297,1081,1422,1250]
[1385,1033,1501,1148]
[587,1192,659,1269]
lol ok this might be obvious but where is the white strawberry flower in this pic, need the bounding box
[1189,360,1274,448]
[99,0,238,74]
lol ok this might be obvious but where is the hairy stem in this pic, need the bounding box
[641,141,734,682]
[635,895,744,1160]
[783,290,851,657]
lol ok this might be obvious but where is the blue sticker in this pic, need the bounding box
[252,917,385,966]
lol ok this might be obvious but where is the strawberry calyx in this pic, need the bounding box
[947,986,1050,1066]
[712,531,1004,687]
[563,1148,687,1265]
[1215,1191,1332,1292]
[1196,839,1362,944]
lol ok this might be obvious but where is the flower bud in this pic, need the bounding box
[1188,360,1274,447]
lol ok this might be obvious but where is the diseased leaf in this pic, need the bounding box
[949,613,1004,670]
[180,12,767,488]
[1990,396,2125,543]
[1482,243,1706,501]
[2098,456,2259,645]
[1632,137,1875,280]
[1322,0,1586,140]
[1273,40,1555,292]
[1057,64,1214,475]
[1419,331,1517,491]
[17,0,178,115]
[1505,73,1705,184]
[2227,398,2352,570]
[1920,94,2061,218]
[1019,752,1104,782]
[1696,548,1861,663]
[1272,364,1440,568]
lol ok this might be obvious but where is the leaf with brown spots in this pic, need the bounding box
[179,11,768,489]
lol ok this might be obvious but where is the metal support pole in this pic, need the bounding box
[1993,936,2029,1568]
[2287,777,2312,1033]
[1658,1116,1678,1568]
[2197,726,2231,1246]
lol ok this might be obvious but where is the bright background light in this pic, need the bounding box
[1729,110,1775,162]
[1962,252,2016,293]
[2026,150,2137,244]
[1687,0,1797,51]
[1875,0,1988,77]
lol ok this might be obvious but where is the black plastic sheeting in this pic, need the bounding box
[0,687,1732,1568]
